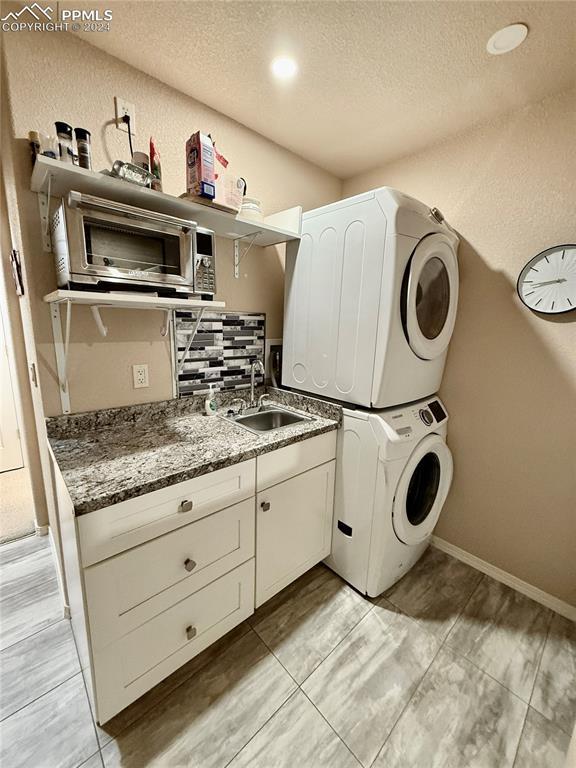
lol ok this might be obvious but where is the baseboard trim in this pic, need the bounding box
[431,536,576,622]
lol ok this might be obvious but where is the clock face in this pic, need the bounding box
[517,245,576,314]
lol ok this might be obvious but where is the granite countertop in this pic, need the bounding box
[47,389,341,516]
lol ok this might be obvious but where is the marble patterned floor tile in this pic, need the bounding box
[303,600,439,766]
[0,544,62,650]
[0,618,80,720]
[0,534,47,567]
[228,690,361,768]
[513,707,570,768]
[250,564,373,683]
[0,673,99,768]
[531,613,576,734]
[384,547,482,640]
[446,576,552,701]
[101,629,296,768]
[95,621,251,746]
[374,646,527,768]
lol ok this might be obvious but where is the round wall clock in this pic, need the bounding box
[517,244,576,315]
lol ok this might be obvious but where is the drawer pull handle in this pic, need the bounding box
[184,558,197,572]
[179,499,193,514]
[186,625,197,641]
[260,501,270,511]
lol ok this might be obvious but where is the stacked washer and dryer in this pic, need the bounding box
[282,187,459,596]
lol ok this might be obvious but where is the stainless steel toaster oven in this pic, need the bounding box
[51,191,216,296]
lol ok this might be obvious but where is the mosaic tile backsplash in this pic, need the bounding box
[174,310,265,397]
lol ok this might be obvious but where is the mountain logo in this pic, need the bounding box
[1,4,53,22]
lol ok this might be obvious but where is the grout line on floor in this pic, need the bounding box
[299,687,364,767]
[0,670,80,724]
[0,616,68,655]
[221,688,301,768]
[368,634,446,768]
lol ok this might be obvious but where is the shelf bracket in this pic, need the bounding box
[37,172,53,253]
[50,301,72,414]
[177,308,205,375]
[233,232,261,279]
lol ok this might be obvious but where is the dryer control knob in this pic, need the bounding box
[419,408,433,426]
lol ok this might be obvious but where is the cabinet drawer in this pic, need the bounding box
[84,498,255,649]
[93,559,255,724]
[257,431,336,491]
[78,459,255,566]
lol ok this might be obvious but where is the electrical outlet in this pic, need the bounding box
[132,364,149,389]
[115,96,136,135]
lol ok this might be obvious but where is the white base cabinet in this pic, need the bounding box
[256,461,335,607]
[53,431,336,725]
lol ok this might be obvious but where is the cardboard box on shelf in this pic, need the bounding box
[186,132,215,199]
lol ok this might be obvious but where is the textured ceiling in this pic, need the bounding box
[65,1,575,178]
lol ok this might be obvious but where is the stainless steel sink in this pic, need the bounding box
[225,406,312,434]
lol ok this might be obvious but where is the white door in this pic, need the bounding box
[403,233,459,360]
[283,195,387,405]
[255,461,335,607]
[392,434,453,545]
[0,312,23,473]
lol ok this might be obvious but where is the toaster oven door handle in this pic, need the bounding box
[67,191,198,231]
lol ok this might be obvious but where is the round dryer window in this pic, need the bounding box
[403,233,459,360]
[392,434,453,546]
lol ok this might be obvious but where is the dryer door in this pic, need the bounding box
[392,434,453,545]
[402,233,459,360]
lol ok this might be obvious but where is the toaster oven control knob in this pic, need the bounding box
[419,408,433,426]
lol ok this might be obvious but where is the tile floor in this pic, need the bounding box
[0,536,574,768]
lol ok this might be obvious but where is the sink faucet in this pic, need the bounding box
[250,359,265,407]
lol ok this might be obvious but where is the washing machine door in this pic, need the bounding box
[392,434,453,545]
[403,233,459,360]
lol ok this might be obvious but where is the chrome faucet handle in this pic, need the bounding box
[228,397,247,415]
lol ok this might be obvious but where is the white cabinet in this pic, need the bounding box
[256,460,336,607]
[53,427,337,725]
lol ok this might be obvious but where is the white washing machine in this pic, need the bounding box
[324,396,453,597]
[283,187,459,408]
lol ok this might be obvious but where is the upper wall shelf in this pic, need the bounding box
[43,289,224,311]
[31,155,302,249]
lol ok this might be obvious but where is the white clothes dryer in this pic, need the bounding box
[324,396,453,597]
[282,187,459,408]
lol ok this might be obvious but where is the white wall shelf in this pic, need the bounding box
[44,290,220,414]
[43,289,224,311]
[31,155,301,250]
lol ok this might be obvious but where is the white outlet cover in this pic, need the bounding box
[132,364,149,389]
[115,96,136,134]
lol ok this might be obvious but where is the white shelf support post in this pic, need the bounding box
[37,171,53,252]
[50,301,72,414]
[233,232,261,279]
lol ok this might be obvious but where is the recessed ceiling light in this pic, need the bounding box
[486,23,528,55]
[271,56,298,81]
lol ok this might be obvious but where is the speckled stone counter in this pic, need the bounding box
[47,389,341,516]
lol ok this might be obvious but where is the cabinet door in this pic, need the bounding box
[256,461,335,607]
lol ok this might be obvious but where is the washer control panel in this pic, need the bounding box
[381,398,448,442]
